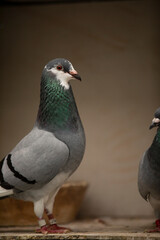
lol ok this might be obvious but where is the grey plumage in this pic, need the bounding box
[138,107,160,231]
[0,58,85,233]
[2,129,69,192]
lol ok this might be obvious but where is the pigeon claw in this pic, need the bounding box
[36,224,71,234]
[36,225,49,234]
[47,224,71,233]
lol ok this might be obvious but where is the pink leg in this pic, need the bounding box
[148,219,160,233]
[34,199,49,234]
[36,218,48,234]
[44,208,71,233]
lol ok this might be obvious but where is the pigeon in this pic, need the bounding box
[0,58,85,234]
[138,107,160,232]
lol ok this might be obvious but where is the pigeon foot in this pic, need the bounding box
[47,224,71,233]
[147,227,160,233]
[36,224,71,234]
[36,225,49,234]
[147,219,160,233]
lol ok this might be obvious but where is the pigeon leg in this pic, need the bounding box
[44,194,71,233]
[148,219,160,232]
[34,199,49,234]
[44,208,71,233]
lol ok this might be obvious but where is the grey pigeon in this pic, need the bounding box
[138,107,160,232]
[0,58,85,234]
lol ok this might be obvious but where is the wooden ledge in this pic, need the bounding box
[0,218,160,240]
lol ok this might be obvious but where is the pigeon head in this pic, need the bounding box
[149,107,160,129]
[42,58,81,89]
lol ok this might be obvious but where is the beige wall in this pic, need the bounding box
[1,0,160,218]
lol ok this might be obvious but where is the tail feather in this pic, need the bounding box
[0,186,14,198]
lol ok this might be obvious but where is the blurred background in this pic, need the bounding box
[0,0,160,222]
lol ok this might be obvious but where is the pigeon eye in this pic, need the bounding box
[57,65,62,70]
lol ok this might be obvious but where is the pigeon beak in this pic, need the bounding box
[149,118,160,129]
[69,70,81,81]
[149,122,157,129]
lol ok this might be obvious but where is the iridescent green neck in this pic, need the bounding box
[36,77,78,132]
[148,128,160,168]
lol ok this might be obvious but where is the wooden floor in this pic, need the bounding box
[0,218,160,240]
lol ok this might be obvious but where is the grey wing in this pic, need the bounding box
[138,151,150,201]
[1,127,69,191]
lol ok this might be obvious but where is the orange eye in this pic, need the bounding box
[57,65,62,70]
